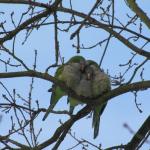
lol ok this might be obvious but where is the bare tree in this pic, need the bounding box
[0,0,150,149]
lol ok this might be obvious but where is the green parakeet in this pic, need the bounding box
[68,58,110,139]
[43,56,111,139]
[65,56,86,114]
[43,56,85,121]
[86,60,111,139]
[68,69,92,114]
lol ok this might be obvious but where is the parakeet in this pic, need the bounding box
[68,69,92,114]
[43,56,85,121]
[86,60,111,139]
[65,56,87,114]
[68,59,110,138]
[60,56,86,114]
[43,56,111,139]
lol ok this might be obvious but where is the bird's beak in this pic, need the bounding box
[87,73,91,80]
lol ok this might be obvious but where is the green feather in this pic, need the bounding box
[43,56,111,140]
[67,96,82,114]
[85,61,111,138]
[92,102,107,139]
[65,56,86,113]
[67,56,85,64]
[43,65,66,121]
[86,60,99,68]
[43,56,86,120]
[43,86,65,121]
[91,72,110,138]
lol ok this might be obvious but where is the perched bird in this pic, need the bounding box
[68,56,86,73]
[86,60,111,139]
[43,56,111,139]
[43,56,85,121]
[68,70,92,114]
[66,57,87,114]
[68,59,110,138]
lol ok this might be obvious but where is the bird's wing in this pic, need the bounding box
[43,66,66,121]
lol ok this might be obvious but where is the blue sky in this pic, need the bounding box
[0,0,150,149]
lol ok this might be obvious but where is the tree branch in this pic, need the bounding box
[0,70,150,106]
[37,105,92,150]
[1,1,150,60]
[70,0,102,40]
[126,0,150,29]
[58,7,150,59]
[0,0,48,8]
[0,0,62,44]
[125,115,150,150]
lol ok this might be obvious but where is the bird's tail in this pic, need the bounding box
[42,104,55,121]
[92,103,107,139]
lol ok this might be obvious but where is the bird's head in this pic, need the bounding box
[79,59,86,72]
[67,56,86,72]
[85,66,94,80]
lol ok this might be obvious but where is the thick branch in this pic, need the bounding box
[0,70,150,106]
[36,105,91,149]
[126,0,150,29]
[5,138,30,149]
[1,21,150,42]
[0,0,48,8]
[125,115,150,150]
